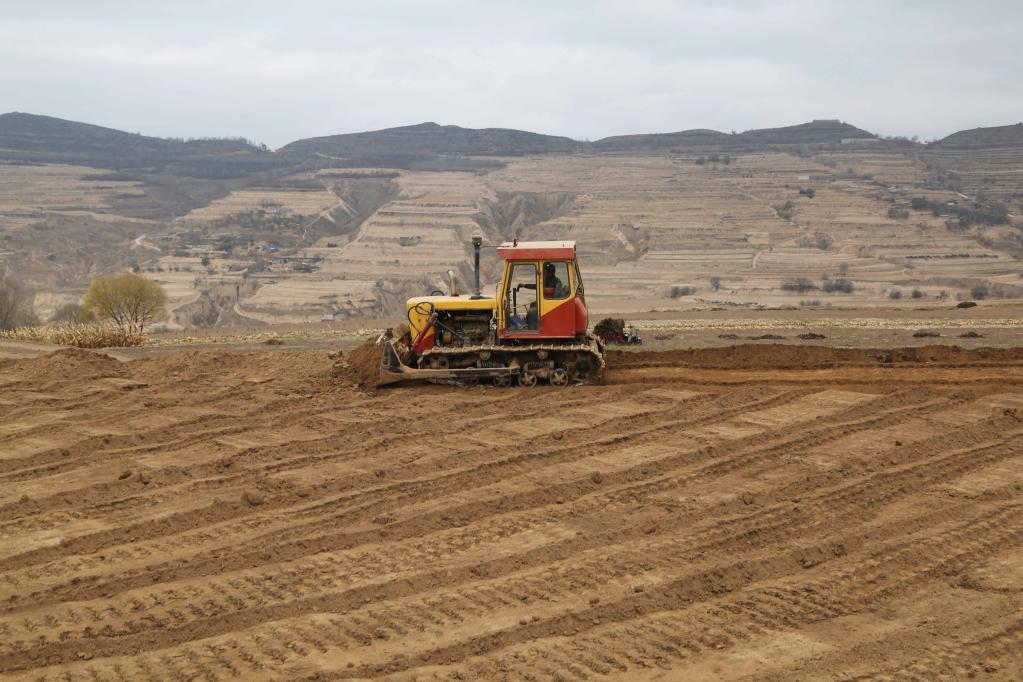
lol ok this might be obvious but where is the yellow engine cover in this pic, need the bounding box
[405,295,496,342]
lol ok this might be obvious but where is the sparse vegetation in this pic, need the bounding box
[889,289,903,300]
[911,288,925,299]
[709,276,722,291]
[887,207,910,220]
[970,283,990,300]
[909,195,1009,226]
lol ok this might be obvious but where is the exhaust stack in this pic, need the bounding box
[471,234,483,299]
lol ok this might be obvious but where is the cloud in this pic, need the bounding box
[0,0,1020,145]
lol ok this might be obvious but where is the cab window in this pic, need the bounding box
[542,261,571,300]
[573,260,585,301]
[505,263,538,331]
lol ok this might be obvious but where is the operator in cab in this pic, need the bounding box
[543,262,568,299]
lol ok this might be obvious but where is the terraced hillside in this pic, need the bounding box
[221,148,1021,321]
[3,114,1022,327]
[1,345,1022,679]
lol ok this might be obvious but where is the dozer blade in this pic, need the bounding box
[378,336,515,386]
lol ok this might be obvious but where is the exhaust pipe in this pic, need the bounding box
[447,270,458,296]
[471,234,483,299]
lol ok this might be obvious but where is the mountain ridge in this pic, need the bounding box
[4,112,1022,177]
[934,122,1023,148]
[0,112,279,178]
[279,121,581,157]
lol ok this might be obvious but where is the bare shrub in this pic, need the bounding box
[781,277,817,293]
[49,303,94,325]
[821,277,854,293]
[671,286,695,300]
[797,232,832,250]
[0,277,39,330]
[84,274,168,331]
[775,200,796,220]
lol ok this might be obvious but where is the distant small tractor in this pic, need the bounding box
[594,318,643,345]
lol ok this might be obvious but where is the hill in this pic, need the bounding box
[738,119,875,145]
[590,119,876,152]
[933,122,1023,148]
[280,121,581,160]
[591,128,732,151]
[0,112,284,178]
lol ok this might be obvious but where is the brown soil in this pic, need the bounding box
[607,343,1023,370]
[2,344,1023,680]
[333,336,386,389]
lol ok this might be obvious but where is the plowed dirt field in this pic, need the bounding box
[2,345,1023,680]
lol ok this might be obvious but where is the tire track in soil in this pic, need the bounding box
[1,396,1014,670]
[1,346,1022,679]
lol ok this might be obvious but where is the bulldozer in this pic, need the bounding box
[379,236,605,386]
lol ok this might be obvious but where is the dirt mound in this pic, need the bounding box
[332,337,382,389]
[607,344,1023,370]
[1,347,125,382]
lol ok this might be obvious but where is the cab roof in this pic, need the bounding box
[496,240,576,261]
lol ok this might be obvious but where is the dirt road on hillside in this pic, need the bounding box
[1,346,1022,680]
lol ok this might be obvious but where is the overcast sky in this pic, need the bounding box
[1,0,1020,147]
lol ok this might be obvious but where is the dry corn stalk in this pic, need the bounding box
[0,323,147,348]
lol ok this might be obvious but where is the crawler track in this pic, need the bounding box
[1,345,1022,679]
